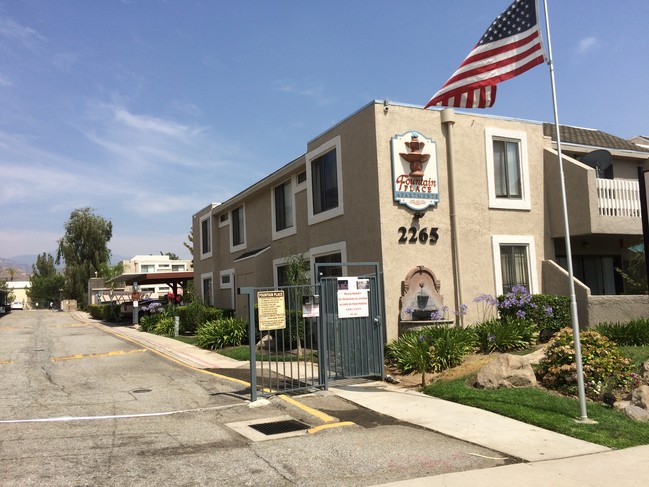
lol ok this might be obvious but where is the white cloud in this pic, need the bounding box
[274,79,333,105]
[577,37,598,55]
[0,16,46,50]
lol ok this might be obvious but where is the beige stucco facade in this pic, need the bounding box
[193,101,649,341]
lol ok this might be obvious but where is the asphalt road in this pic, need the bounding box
[0,310,515,486]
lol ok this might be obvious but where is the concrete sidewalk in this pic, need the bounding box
[79,313,649,486]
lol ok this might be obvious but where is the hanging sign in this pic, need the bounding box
[257,290,286,330]
[391,131,439,211]
[337,278,370,318]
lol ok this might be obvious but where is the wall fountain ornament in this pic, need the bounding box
[391,131,439,211]
[400,266,445,322]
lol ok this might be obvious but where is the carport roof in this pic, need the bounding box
[107,271,194,286]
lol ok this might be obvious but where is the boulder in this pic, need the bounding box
[631,385,649,410]
[475,354,537,389]
[624,404,649,422]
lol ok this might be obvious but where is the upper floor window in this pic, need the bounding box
[171,264,185,272]
[493,139,521,199]
[200,214,212,258]
[274,180,294,232]
[140,264,154,273]
[231,205,245,249]
[312,149,338,214]
[307,136,344,224]
[485,128,531,210]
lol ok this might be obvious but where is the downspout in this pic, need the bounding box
[441,108,463,326]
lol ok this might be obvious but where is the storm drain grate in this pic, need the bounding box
[248,419,310,436]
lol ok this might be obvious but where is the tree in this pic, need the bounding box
[6,267,17,281]
[56,207,113,309]
[183,227,193,263]
[27,253,65,307]
[160,251,180,260]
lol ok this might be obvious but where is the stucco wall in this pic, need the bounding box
[586,295,649,326]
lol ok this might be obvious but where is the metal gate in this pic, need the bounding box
[240,262,384,401]
[316,262,384,389]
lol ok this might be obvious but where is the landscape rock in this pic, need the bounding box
[631,385,649,410]
[624,404,649,422]
[475,354,537,389]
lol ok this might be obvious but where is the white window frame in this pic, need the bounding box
[271,176,297,240]
[306,136,344,225]
[201,272,214,306]
[218,212,229,228]
[273,257,289,288]
[230,204,247,253]
[309,241,347,282]
[219,268,234,290]
[219,268,236,309]
[200,214,212,260]
[491,235,538,296]
[485,128,531,210]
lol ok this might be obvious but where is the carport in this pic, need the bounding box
[107,272,194,297]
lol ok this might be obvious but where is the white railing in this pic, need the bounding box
[596,178,641,217]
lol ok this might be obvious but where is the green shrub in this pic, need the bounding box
[385,331,436,386]
[386,326,476,386]
[177,301,228,335]
[420,326,476,371]
[536,328,641,400]
[88,303,122,321]
[153,316,175,336]
[139,313,161,333]
[593,319,649,346]
[473,317,537,353]
[196,317,248,350]
[498,291,570,336]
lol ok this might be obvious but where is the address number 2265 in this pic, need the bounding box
[398,227,439,244]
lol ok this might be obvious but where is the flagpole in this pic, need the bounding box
[541,0,589,421]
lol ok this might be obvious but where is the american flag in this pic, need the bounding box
[424,0,545,109]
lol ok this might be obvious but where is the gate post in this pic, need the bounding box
[239,287,257,402]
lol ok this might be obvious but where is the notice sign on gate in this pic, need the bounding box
[337,278,370,318]
[257,291,286,330]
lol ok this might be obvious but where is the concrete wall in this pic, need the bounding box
[586,295,649,326]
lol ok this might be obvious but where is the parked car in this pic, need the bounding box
[10,301,24,310]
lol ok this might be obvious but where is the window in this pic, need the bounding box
[200,215,212,258]
[312,149,338,214]
[140,264,154,273]
[307,136,344,224]
[493,139,521,199]
[297,171,307,184]
[499,245,529,294]
[231,206,245,248]
[485,128,531,210]
[274,180,293,232]
[314,253,342,279]
[492,236,538,295]
[219,269,233,289]
[202,274,213,306]
[276,265,290,287]
[171,264,185,272]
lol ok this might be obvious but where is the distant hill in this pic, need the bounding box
[0,257,32,280]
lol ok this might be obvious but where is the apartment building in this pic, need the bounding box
[193,101,649,341]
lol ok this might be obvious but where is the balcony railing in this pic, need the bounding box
[596,178,641,217]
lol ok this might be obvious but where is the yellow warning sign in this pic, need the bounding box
[257,290,286,330]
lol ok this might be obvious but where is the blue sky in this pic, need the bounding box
[1,0,648,261]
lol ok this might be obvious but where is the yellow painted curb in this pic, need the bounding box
[92,322,252,387]
[308,421,356,434]
[51,349,147,361]
[278,394,337,423]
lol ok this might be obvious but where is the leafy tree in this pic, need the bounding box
[161,251,179,260]
[56,207,113,309]
[183,227,193,263]
[6,267,17,281]
[27,253,65,307]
